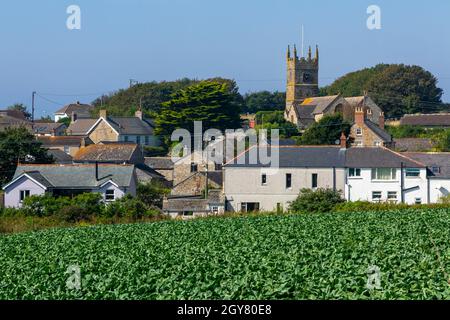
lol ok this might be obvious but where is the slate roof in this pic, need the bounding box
[364,120,392,142]
[11,164,135,189]
[33,122,66,135]
[145,157,174,170]
[67,119,97,135]
[394,138,435,152]
[300,95,340,115]
[105,117,155,135]
[402,152,450,178]
[24,171,53,188]
[344,96,365,108]
[47,149,73,164]
[74,143,139,162]
[0,109,27,120]
[0,113,32,131]
[345,147,425,168]
[225,146,425,169]
[225,146,347,168]
[37,136,92,147]
[55,102,94,117]
[164,191,224,212]
[400,113,450,127]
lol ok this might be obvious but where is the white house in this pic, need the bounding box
[2,163,137,208]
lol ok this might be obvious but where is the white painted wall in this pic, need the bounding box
[429,179,450,203]
[345,168,428,204]
[4,176,46,208]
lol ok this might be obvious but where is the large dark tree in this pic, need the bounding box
[155,81,242,143]
[299,114,351,145]
[322,64,445,118]
[0,127,54,185]
[91,77,244,118]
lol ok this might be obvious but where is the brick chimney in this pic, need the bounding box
[379,111,385,129]
[135,110,143,120]
[340,132,347,149]
[99,109,107,118]
[355,106,365,126]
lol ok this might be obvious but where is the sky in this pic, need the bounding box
[0,0,449,118]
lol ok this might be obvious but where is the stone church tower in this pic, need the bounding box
[286,44,319,107]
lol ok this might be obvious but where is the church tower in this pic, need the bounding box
[286,44,319,106]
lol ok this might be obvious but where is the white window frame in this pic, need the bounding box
[348,168,361,178]
[405,168,421,178]
[372,191,382,202]
[356,128,363,136]
[19,190,31,203]
[387,191,398,203]
[371,168,397,181]
[105,189,115,202]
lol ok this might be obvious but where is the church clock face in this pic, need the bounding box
[303,72,312,83]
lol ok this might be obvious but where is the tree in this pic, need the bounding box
[254,111,299,138]
[137,181,170,209]
[299,114,351,145]
[0,127,54,185]
[289,188,344,213]
[155,81,242,143]
[321,64,444,118]
[7,103,32,120]
[243,91,285,113]
[91,77,244,118]
[58,117,71,127]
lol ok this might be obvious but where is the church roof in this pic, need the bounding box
[300,95,340,115]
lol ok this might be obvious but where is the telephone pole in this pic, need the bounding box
[31,91,36,123]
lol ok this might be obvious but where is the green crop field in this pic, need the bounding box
[1,209,450,300]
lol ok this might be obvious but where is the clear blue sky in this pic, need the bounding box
[1,0,449,118]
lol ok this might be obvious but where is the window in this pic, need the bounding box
[349,168,361,177]
[214,163,222,171]
[124,136,129,142]
[432,166,441,174]
[371,168,396,180]
[241,202,260,212]
[374,141,382,147]
[136,136,141,144]
[145,136,149,145]
[105,189,115,201]
[190,162,198,173]
[415,198,422,205]
[63,146,70,154]
[286,173,292,189]
[387,191,398,203]
[405,168,420,178]
[312,173,318,188]
[355,141,363,147]
[20,190,30,202]
[261,174,267,185]
[372,191,382,202]
[356,128,363,136]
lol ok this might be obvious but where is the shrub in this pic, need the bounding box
[103,195,152,220]
[57,205,91,223]
[439,194,450,204]
[22,194,71,217]
[144,146,167,157]
[289,188,345,214]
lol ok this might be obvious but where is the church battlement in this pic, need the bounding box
[286,43,319,104]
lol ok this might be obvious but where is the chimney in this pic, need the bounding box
[340,132,347,149]
[99,109,107,119]
[95,161,99,181]
[379,111,385,129]
[135,110,143,120]
[355,106,365,126]
[80,137,86,148]
[71,111,77,123]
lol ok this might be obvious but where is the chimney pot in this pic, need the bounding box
[340,132,347,149]
[379,111,385,130]
[135,110,143,120]
[355,107,365,126]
